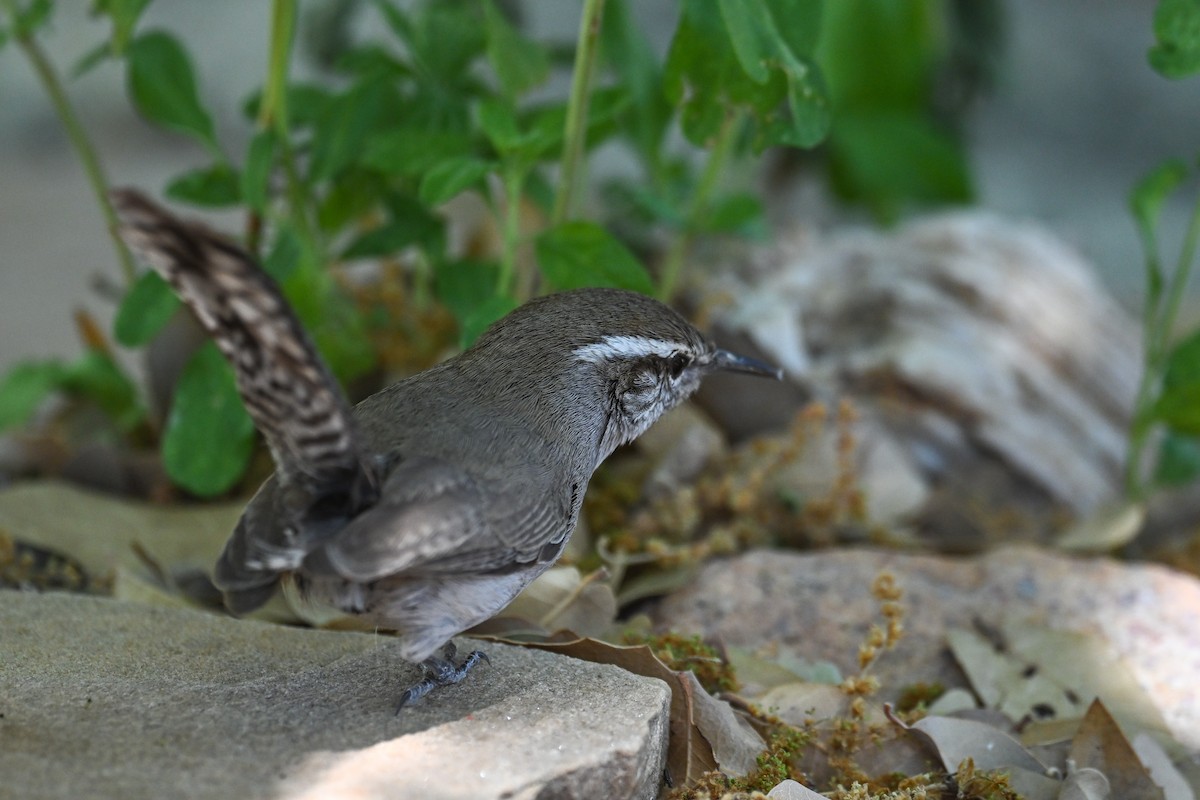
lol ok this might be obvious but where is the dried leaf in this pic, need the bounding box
[1069,700,1165,800]
[904,715,1061,800]
[1056,501,1146,552]
[757,682,850,726]
[947,620,1171,740]
[1060,767,1111,800]
[767,779,829,799]
[909,715,1049,774]
[499,566,617,637]
[726,646,824,697]
[1132,733,1196,800]
[110,564,191,608]
[680,670,766,776]
[0,481,238,586]
[925,687,978,715]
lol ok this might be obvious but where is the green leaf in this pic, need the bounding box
[478,97,525,154]
[523,87,631,158]
[342,193,444,259]
[0,360,66,431]
[1150,0,1200,78]
[90,0,151,53]
[600,0,673,164]
[341,221,429,260]
[262,227,302,282]
[126,31,218,151]
[0,352,143,433]
[242,84,332,129]
[163,343,256,496]
[308,77,398,182]
[278,245,376,383]
[419,156,494,207]
[241,129,276,212]
[362,127,475,176]
[484,0,549,97]
[817,0,936,110]
[1130,160,1189,250]
[1154,432,1200,486]
[164,163,241,207]
[72,42,112,78]
[665,0,829,151]
[12,0,53,38]
[1155,328,1200,434]
[434,259,503,325]
[459,293,518,348]
[702,192,768,237]
[536,221,655,294]
[719,0,819,83]
[377,0,485,87]
[61,351,144,432]
[827,111,972,221]
[316,168,388,233]
[113,270,181,347]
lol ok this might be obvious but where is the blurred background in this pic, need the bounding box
[1,0,1198,371]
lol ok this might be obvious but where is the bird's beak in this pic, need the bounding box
[711,348,782,380]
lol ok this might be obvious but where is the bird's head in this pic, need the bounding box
[468,288,780,459]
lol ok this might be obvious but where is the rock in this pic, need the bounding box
[652,546,1200,751]
[636,403,728,501]
[697,213,1142,546]
[0,591,670,800]
[0,480,238,585]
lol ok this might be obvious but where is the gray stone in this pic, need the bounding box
[0,591,670,800]
[653,546,1200,751]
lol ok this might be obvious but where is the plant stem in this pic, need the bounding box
[498,168,525,297]
[658,112,740,302]
[552,0,606,225]
[257,0,319,255]
[260,0,295,136]
[1126,188,1200,497]
[4,0,136,286]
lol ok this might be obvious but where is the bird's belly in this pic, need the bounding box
[304,564,548,663]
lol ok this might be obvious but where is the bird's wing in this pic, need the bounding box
[315,455,571,582]
[111,189,372,504]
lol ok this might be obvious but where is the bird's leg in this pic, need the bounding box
[395,641,490,712]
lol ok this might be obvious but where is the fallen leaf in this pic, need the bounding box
[680,670,766,776]
[925,687,978,716]
[767,779,829,799]
[909,714,1048,774]
[948,619,1171,741]
[499,566,616,637]
[757,682,851,727]
[1069,700,1165,800]
[0,480,238,586]
[1059,767,1111,800]
[897,712,1062,800]
[1132,733,1196,800]
[1056,501,1145,552]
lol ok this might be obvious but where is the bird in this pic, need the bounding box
[110,188,780,706]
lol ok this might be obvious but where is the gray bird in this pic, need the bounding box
[111,189,779,705]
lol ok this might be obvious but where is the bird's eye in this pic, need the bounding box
[667,353,689,379]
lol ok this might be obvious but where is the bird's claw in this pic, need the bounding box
[394,645,490,713]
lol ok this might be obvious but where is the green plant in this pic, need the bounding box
[1126,0,1200,498]
[0,0,835,497]
[0,0,979,498]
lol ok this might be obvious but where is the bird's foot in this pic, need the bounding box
[395,642,490,712]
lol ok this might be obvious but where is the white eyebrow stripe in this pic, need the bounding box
[573,334,680,364]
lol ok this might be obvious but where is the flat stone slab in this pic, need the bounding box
[1,591,669,800]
